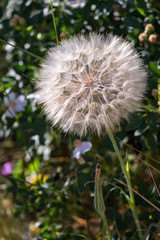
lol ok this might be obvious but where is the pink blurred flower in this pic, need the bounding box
[73,141,92,159]
[1,162,12,175]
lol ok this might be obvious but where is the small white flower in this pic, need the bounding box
[31,135,40,146]
[27,92,41,105]
[4,92,27,118]
[73,141,92,159]
[37,145,51,161]
[37,33,147,137]
[67,0,86,8]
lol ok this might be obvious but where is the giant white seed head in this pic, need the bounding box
[37,33,147,137]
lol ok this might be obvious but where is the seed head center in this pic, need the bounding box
[84,75,96,89]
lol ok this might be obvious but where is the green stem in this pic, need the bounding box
[50,0,59,45]
[158,78,160,113]
[107,128,142,239]
[100,212,112,240]
[94,164,112,239]
[0,39,42,61]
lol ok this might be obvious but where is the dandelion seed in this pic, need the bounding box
[37,33,147,137]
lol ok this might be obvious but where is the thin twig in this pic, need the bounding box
[148,167,160,197]
[117,138,160,166]
[140,158,160,175]
[114,178,160,212]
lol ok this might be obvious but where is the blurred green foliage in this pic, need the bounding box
[0,0,160,239]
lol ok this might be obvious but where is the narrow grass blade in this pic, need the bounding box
[50,0,59,45]
[94,163,106,214]
[0,39,42,61]
[94,163,112,239]
[142,223,160,240]
[118,139,160,166]
[158,78,160,113]
[114,178,160,212]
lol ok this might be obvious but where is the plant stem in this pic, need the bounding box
[100,212,112,240]
[94,164,112,240]
[107,128,142,239]
[158,78,160,113]
[50,0,59,45]
[0,39,42,61]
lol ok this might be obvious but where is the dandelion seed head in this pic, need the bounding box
[37,33,147,137]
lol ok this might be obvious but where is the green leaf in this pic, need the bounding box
[145,133,157,150]
[136,7,147,16]
[149,62,160,76]
[145,112,157,129]
[110,183,132,205]
[126,116,144,131]
[126,161,130,175]
[71,234,87,239]
[134,0,147,16]
[12,160,23,178]
[26,158,40,174]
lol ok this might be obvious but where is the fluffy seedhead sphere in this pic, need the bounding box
[37,33,147,137]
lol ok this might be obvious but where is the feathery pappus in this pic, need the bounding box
[36,33,147,137]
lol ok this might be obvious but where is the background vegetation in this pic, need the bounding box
[0,0,160,239]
